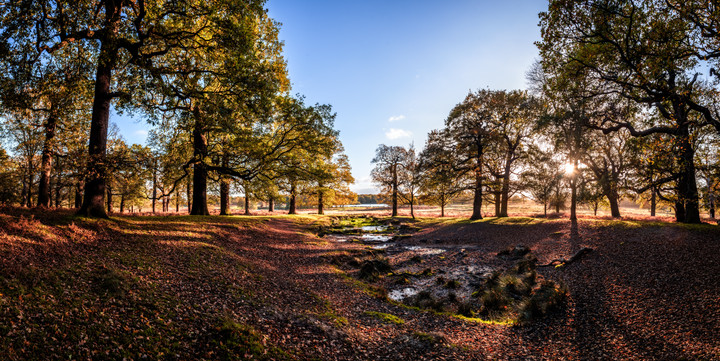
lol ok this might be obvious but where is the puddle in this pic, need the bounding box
[388,287,419,301]
[361,234,393,242]
[361,225,388,232]
[371,243,393,250]
[405,246,446,255]
[326,235,350,242]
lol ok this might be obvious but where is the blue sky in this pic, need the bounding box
[117,0,548,194]
[266,0,548,193]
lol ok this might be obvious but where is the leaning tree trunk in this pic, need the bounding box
[78,10,120,217]
[190,108,209,215]
[410,195,415,219]
[37,110,58,208]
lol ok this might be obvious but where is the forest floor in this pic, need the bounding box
[0,207,718,360]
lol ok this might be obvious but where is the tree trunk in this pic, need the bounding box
[570,161,577,222]
[175,188,180,213]
[244,195,250,215]
[152,162,157,213]
[709,195,715,219]
[220,178,230,215]
[288,181,297,215]
[37,111,58,208]
[119,194,125,213]
[494,192,501,217]
[544,203,547,216]
[391,165,398,217]
[499,158,512,217]
[20,176,28,207]
[220,152,230,215]
[471,140,483,220]
[410,195,415,219]
[186,177,191,213]
[78,7,121,218]
[555,182,561,213]
[318,189,324,215]
[670,105,700,223]
[106,185,113,214]
[678,131,700,223]
[440,193,446,217]
[650,187,657,217]
[74,180,83,208]
[675,200,685,223]
[190,108,209,215]
[54,155,61,208]
[268,197,274,212]
[25,158,34,207]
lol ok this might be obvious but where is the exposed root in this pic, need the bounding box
[538,247,593,268]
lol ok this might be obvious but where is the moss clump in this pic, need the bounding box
[364,311,406,325]
[210,315,291,360]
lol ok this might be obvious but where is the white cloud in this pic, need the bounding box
[388,115,405,122]
[385,128,412,140]
[134,130,148,136]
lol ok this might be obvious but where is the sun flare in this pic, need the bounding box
[563,163,575,175]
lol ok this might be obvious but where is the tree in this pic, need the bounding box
[521,146,563,216]
[371,145,406,217]
[581,128,633,218]
[419,130,469,217]
[486,91,539,217]
[445,91,496,220]
[311,150,354,215]
[398,144,421,219]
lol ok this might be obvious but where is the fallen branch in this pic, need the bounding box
[538,247,593,268]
